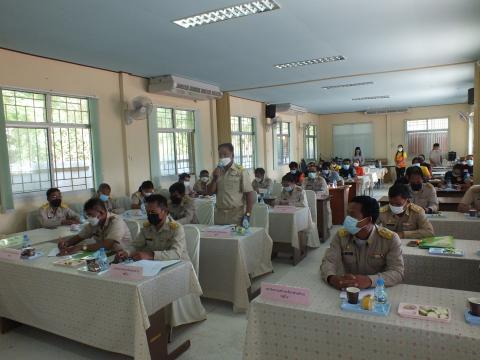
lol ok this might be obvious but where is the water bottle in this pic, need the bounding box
[97,247,109,271]
[374,278,388,306]
[242,215,250,229]
[22,233,31,249]
[332,179,337,188]
[140,202,146,214]
[447,179,452,189]
[464,172,471,182]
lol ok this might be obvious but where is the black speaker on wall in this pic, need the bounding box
[266,104,276,119]
[468,88,474,105]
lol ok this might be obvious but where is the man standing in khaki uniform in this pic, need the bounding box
[458,185,480,212]
[38,188,80,228]
[58,198,132,255]
[406,166,439,213]
[208,143,255,225]
[321,196,404,289]
[303,162,329,194]
[378,184,434,239]
[168,182,197,225]
[277,174,308,207]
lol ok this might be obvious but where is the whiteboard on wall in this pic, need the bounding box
[333,123,373,159]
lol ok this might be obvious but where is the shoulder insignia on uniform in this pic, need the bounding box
[379,205,389,213]
[338,228,349,237]
[61,203,68,208]
[41,203,49,209]
[169,221,179,230]
[409,203,423,213]
[378,227,394,240]
[426,183,434,189]
[143,221,151,228]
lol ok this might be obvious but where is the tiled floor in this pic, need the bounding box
[0,188,389,359]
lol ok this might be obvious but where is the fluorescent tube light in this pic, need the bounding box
[322,81,374,90]
[352,95,390,101]
[274,56,346,69]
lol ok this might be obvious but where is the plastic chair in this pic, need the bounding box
[251,203,269,232]
[69,203,84,216]
[112,196,131,213]
[196,200,215,225]
[183,225,200,275]
[304,190,317,222]
[272,182,282,198]
[26,209,41,230]
[124,219,140,240]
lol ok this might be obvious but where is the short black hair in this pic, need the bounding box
[46,188,60,198]
[322,162,331,170]
[178,173,190,181]
[169,182,186,195]
[199,169,209,176]
[218,143,234,153]
[307,162,316,167]
[411,157,420,164]
[282,174,296,183]
[84,198,107,213]
[453,164,464,171]
[406,166,424,178]
[139,180,154,192]
[254,168,265,175]
[98,183,111,192]
[145,194,168,208]
[351,196,380,223]
[343,158,351,164]
[433,143,440,147]
[289,161,299,168]
[388,184,411,199]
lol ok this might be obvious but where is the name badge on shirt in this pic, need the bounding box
[370,253,384,259]
[342,251,354,256]
[145,238,153,242]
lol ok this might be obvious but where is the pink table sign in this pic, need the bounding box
[109,264,143,280]
[261,282,311,306]
[0,248,22,261]
[271,206,298,214]
[202,231,234,238]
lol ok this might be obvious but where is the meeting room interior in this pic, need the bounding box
[1,1,480,359]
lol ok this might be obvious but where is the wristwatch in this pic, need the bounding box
[82,245,88,251]
[245,212,251,218]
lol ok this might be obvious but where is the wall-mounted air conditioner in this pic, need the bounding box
[364,108,410,115]
[273,103,308,114]
[148,75,223,101]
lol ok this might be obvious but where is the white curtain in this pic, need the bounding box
[333,123,373,159]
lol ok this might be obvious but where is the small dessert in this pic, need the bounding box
[21,247,36,258]
[361,295,374,311]
[86,257,102,273]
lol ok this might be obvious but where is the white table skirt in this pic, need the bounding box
[428,212,480,240]
[268,207,310,249]
[243,266,480,360]
[1,226,82,248]
[196,226,273,312]
[0,243,202,360]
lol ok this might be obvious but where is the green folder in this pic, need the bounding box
[419,236,455,249]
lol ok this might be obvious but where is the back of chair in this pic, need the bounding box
[272,182,282,197]
[124,220,140,240]
[26,209,41,230]
[304,190,317,223]
[251,203,269,232]
[113,196,132,212]
[157,189,171,200]
[183,224,201,275]
[196,200,214,225]
[69,202,84,216]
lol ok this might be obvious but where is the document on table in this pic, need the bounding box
[126,259,181,276]
[204,225,233,234]
[340,288,374,300]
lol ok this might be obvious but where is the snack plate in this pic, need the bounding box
[464,310,480,326]
[398,303,451,322]
[340,301,391,317]
[77,266,109,275]
[53,258,85,268]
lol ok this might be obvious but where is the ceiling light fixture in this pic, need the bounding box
[352,95,390,101]
[274,56,346,70]
[322,81,374,90]
[173,0,280,28]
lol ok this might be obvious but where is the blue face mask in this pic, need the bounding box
[99,194,109,202]
[467,160,474,167]
[342,164,350,170]
[343,215,367,235]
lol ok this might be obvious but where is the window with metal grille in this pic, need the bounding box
[275,121,290,165]
[406,118,449,158]
[230,116,256,169]
[2,89,94,194]
[304,124,318,162]
[154,107,195,175]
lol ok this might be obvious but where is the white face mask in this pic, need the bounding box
[255,177,262,182]
[398,147,403,152]
[143,192,153,197]
[413,163,421,167]
[283,186,293,192]
[218,157,231,167]
[183,181,190,187]
[87,216,100,226]
[322,170,330,176]
[201,177,209,183]
[389,204,405,215]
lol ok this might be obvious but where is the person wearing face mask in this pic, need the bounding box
[178,173,194,196]
[207,143,255,225]
[320,196,404,289]
[193,170,210,196]
[464,155,474,176]
[252,167,273,195]
[38,188,80,229]
[458,185,480,213]
[418,154,432,175]
[429,143,443,167]
[394,145,407,179]
[303,162,328,194]
[406,166,439,213]
[339,159,356,179]
[377,184,434,239]
[95,183,125,214]
[353,147,364,166]
[412,157,432,179]
[277,174,308,207]
[320,162,344,186]
[58,198,132,255]
[131,180,155,210]
[287,161,305,185]
[444,163,468,189]
[352,161,365,176]
[168,182,197,225]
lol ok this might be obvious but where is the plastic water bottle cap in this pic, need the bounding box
[376,278,385,286]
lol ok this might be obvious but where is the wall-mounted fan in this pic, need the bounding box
[124,96,153,125]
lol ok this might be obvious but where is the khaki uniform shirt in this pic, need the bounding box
[133,216,190,261]
[168,196,197,225]
[409,183,439,212]
[131,191,146,207]
[38,203,79,228]
[193,179,208,195]
[277,185,308,207]
[78,213,132,252]
[378,202,434,239]
[320,226,404,287]
[460,185,480,211]
[303,176,328,194]
[252,177,273,194]
[215,163,253,211]
[95,196,125,214]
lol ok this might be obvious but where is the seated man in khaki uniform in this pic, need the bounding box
[378,184,434,239]
[252,167,273,196]
[38,188,80,228]
[58,198,132,255]
[321,196,404,289]
[193,170,210,196]
[131,180,155,210]
[168,182,197,225]
[303,162,328,194]
[95,183,125,214]
[458,185,480,213]
[277,174,308,207]
[207,143,255,225]
[406,166,439,213]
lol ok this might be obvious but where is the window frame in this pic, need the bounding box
[0,87,100,208]
[303,124,318,162]
[230,115,257,169]
[404,117,450,156]
[274,121,291,166]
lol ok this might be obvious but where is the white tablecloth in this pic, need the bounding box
[428,211,480,240]
[0,242,202,360]
[1,226,82,248]
[244,265,480,360]
[268,207,310,249]
[196,225,273,312]
[402,238,480,291]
